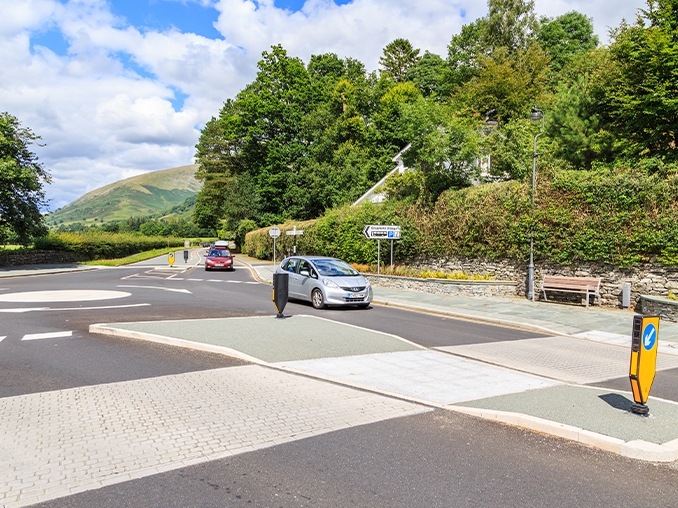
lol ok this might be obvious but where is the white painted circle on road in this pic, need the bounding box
[0,290,131,303]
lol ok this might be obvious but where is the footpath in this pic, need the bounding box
[224,256,678,463]
[4,257,678,466]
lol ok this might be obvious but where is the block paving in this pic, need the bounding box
[0,365,427,507]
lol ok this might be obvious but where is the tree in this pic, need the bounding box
[607,0,678,159]
[460,44,551,123]
[537,11,599,73]
[480,0,539,54]
[546,49,618,169]
[407,51,446,97]
[442,21,483,94]
[0,112,51,244]
[379,39,420,83]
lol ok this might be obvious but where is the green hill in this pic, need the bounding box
[47,165,201,227]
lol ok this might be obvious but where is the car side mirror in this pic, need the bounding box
[300,269,310,277]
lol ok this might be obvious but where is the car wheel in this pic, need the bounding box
[311,288,325,309]
[204,267,209,271]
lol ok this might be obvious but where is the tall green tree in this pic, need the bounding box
[407,51,446,97]
[0,112,51,244]
[480,0,539,54]
[537,11,599,73]
[546,48,618,169]
[379,39,421,82]
[442,21,483,94]
[608,0,678,159]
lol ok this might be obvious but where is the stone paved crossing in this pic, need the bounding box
[439,336,678,384]
[0,365,427,508]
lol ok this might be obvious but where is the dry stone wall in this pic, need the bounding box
[405,256,678,311]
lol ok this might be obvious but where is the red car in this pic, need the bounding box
[204,248,234,271]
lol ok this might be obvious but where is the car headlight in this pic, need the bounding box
[323,279,339,288]
[364,279,371,288]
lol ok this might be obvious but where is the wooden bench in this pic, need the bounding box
[540,275,602,307]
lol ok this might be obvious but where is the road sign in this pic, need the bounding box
[630,315,660,413]
[168,252,175,266]
[285,225,303,254]
[362,224,401,240]
[184,240,190,248]
[269,226,281,238]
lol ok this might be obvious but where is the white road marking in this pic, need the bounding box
[22,331,73,341]
[226,280,243,284]
[117,285,192,294]
[0,336,5,342]
[168,277,185,280]
[244,282,259,285]
[187,278,204,281]
[0,303,151,313]
[0,290,131,303]
[208,279,222,282]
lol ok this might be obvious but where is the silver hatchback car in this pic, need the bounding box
[275,256,373,309]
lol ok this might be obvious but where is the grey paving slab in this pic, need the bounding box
[0,365,428,508]
[277,350,556,405]
[96,315,421,363]
[454,384,678,445]
[438,336,678,384]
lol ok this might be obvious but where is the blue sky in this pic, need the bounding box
[0,0,648,210]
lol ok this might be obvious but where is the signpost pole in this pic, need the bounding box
[293,225,297,254]
[377,240,380,275]
[391,240,393,271]
[273,236,276,268]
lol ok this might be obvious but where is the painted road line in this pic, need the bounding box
[117,285,192,294]
[226,280,243,283]
[0,307,50,313]
[187,278,204,282]
[0,336,5,342]
[244,281,259,285]
[0,303,152,313]
[22,331,73,341]
[208,279,223,282]
[0,290,130,303]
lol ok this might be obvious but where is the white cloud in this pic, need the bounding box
[0,0,648,210]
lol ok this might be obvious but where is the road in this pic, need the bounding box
[1,250,677,507]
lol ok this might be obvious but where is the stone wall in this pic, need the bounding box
[406,255,678,310]
[365,274,517,298]
[640,295,678,323]
[0,250,89,267]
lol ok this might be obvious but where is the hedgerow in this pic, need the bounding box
[245,164,678,267]
[33,231,185,260]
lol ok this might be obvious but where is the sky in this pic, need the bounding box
[1,0,648,211]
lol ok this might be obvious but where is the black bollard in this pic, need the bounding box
[272,272,289,318]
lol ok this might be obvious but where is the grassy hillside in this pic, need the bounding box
[46,165,201,227]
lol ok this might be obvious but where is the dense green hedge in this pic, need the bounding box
[33,232,185,260]
[245,166,678,267]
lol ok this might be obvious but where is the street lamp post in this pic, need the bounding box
[528,106,544,302]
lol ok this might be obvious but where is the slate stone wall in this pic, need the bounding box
[401,256,678,310]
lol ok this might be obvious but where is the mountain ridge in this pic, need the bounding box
[47,164,201,227]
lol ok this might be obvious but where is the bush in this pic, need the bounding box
[33,231,184,260]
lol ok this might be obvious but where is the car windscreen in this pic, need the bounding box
[311,259,358,277]
[209,250,230,257]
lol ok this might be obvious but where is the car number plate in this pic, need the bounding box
[215,263,224,266]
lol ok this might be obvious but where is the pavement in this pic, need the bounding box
[3,256,678,506]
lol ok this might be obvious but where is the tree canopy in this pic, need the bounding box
[194,0,678,237]
[0,112,51,244]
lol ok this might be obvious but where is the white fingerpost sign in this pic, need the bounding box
[362,225,401,273]
[269,226,281,267]
[285,225,304,254]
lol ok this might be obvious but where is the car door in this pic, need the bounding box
[296,259,317,301]
[284,258,301,298]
